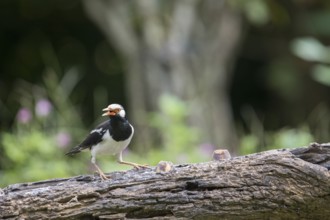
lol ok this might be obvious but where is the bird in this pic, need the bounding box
[66,103,148,180]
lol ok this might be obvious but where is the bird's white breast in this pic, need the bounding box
[90,125,134,158]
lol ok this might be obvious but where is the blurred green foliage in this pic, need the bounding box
[2,130,71,183]
[240,128,313,155]
[0,69,89,186]
[147,95,204,164]
[231,0,270,25]
[149,95,200,158]
[291,37,330,87]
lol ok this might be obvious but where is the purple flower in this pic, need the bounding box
[16,108,32,124]
[35,98,53,117]
[56,132,71,148]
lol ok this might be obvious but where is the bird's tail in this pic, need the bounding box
[65,146,83,156]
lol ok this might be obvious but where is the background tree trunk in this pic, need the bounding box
[83,0,242,152]
[1,142,330,219]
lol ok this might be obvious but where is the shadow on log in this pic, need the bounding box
[1,142,330,219]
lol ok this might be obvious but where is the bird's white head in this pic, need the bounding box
[102,103,126,118]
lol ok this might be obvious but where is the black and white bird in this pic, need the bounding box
[66,103,147,180]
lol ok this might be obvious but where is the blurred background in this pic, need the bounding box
[1,0,330,187]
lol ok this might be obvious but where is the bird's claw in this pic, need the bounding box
[133,164,149,170]
[95,171,110,180]
[118,160,149,170]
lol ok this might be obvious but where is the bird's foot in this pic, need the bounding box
[95,171,110,180]
[119,161,149,170]
[93,163,110,180]
[132,163,149,170]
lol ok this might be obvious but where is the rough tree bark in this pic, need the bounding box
[1,142,330,219]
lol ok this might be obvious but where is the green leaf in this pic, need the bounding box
[291,37,330,63]
[312,64,330,86]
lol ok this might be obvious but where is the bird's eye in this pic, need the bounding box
[110,109,119,114]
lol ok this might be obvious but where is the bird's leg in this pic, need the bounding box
[93,163,108,180]
[91,157,108,180]
[117,151,148,169]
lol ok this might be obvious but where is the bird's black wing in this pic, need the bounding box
[66,120,110,156]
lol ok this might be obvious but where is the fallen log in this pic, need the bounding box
[1,142,330,219]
